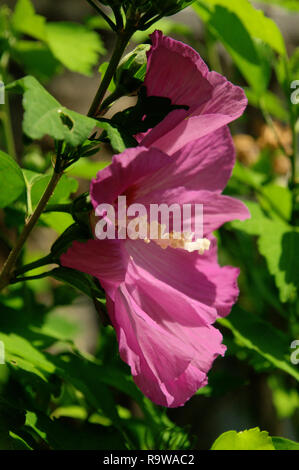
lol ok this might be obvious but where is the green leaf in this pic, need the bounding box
[40,313,79,342]
[66,158,110,179]
[25,410,126,450]
[0,400,29,450]
[256,0,299,11]
[194,0,286,93]
[196,0,285,54]
[45,22,105,76]
[40,212,74,234]
[12,0,46,41]
[23,171,78,208]
[194,3,269,93]
[162,0,197,16]
[132,18,191,43]
[211,427,275,450]
[231,201,299,302]
[6,76,97,146]
[85,15,110,31]
[245,88,289,121]
[0,151,26,208]
[51,354,121,426]
[272,437,299,450]
[0,331,56,382]
[96,120,130,153]
[232,161,267,189]
[9,432,32,450]
[219,306,299,381]
[289,48,299,79]
[230,200,269,235]
[269,376,299,419]
[257,221,299,302]
[11,40,61,82]
[49,223,90,258]
[50,267,104,300]
[258,184,292,221]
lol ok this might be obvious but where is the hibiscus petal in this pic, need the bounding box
[90,146,170,209]
[125,237,239,323]
[200,192,250,234]
[141,114,235,154]
[140,31,247,153]
[136,187,249,236]
[201,71,248,118]
[134,127,236,201]
[113,277,225,407]
[145,30,212,108]
[60,239,126,298]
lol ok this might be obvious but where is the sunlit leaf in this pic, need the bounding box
[11,40,61,82]
[211,427,275,450]
[272,437,299,450]
[6,76,97,146]
[45,22,106,76]
[0,151,25,208]
[219,306,299,381]
[256,0,299,11]
[12,0,46,41]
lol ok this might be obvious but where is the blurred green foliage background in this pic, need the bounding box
[0,0,298,450]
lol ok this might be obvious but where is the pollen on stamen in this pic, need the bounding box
[129,216,210,255]
[155,230,210,254]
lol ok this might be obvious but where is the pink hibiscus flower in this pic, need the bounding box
[61,128,250,407]
[136,30,248,155]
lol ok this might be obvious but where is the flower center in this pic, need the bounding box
[130,216,210,255]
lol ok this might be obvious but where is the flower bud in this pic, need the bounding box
[114,44,150,93]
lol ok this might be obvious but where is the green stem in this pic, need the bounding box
[99,87,127,114]
[15,254,54,276]
[0,170,62,291]
[281,56,297,189]
[0,52,16,158]
[87,29,133,117]
[280,57,298,224]
[138,7,157,28]
[139,13,164,31]
[11,271,55,285]
[236,176,289,224]
[44,203,72,214]
[289,102,297,190]
[112,5,124,30]
[0,99,16,158]
[289,105,297,226]
[85,0,117,31]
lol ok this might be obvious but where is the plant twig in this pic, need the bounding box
[44,203,73,214]
[0,170,62,291]
[11,271,55,285]
[85,0,117,31]
[139,13,164,31]
[87,29,133,117]
[0,52,16,158]
[15,254,55,276]
[111,5,124,30]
